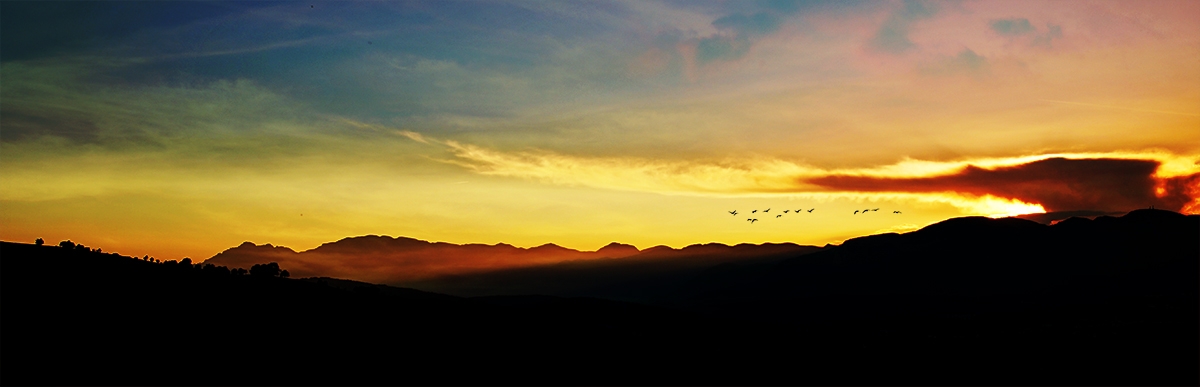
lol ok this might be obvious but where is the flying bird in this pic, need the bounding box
[776,215,782,218]
[893,211,902,214]
[752,210,757,213]
[808,208,814,213]
[764,208,771,213]
[872,208,879,211]
[784,210,790,213]
[748,218,758,224]
[729,210,738,216]
[854,210,860,214]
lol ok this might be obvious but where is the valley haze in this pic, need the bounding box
[2,0,1199,383]
[3,0,1199,262]
[3,209,1196,385]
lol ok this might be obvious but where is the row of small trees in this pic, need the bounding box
[37,237,289,278]
[41,238,106,254]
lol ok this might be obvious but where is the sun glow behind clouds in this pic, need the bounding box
[389,128,1194,216]
[2,0,1199,263]
[978,196,1046,218]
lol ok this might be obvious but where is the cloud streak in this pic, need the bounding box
[1041,99,1200,117]
[396,130,1200,215]
[807,157,1200,212]
[870,0,938,54]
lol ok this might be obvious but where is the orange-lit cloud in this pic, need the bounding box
[394,129,1199,215]
[808,157,1200,213]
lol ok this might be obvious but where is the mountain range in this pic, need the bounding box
[203,234,822,288]
[3,209,1196,385]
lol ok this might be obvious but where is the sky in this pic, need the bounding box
[2,0,1199,262]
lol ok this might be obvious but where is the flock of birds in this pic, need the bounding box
[730,207,902,224]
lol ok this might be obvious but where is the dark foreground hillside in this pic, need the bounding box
[2,209,1197,385]
[1,243,728,385]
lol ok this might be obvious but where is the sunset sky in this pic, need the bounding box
[3,0,1198,261]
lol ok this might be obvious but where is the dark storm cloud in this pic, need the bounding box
[806,158,1200,212]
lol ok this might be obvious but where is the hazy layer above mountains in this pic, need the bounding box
[4,209,1197,385]
[203,209,1197,304]
[203,234,819,285]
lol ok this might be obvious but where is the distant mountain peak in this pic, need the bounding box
[532,243,565,249]
[227,241,294,253]
[600,241,637,249]
[596,242,639,258]
[640,245,676,254]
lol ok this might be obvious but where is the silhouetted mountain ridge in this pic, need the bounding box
[682,209,1198,322]
[1014,209,1128,224]
[205,234,638,283]
[204,234,824,288]
[1,209,1196,385]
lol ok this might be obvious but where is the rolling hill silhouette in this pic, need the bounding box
[2,209,1196,385]
[683,209,1197,319]
[1014,209,1128,224]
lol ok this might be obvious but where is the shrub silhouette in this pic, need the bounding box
[250,262,282,278]
[280,270,290,278]
[35,238,44,246]
[59,240,75,249]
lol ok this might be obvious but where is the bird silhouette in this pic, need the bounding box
[310,4,314,8]
[764,208,771,213]
[776,215,782,218]
[748,219,758,224]
[872,208,879,211]
[808,208,814,213]
[854,210,860,214]
[752,210,757,213]
[893,211,902,214]
[784,210,790,213]
[729,210,738,216]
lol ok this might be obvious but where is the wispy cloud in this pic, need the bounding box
[870,0,938,54]
[1041,99,1200,117]
[989,17,1062,47]
[920,48,989,76]
[990,18,1035,36]
[393,129,1200,214]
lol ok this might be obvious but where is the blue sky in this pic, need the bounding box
[3,0,1198,261]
